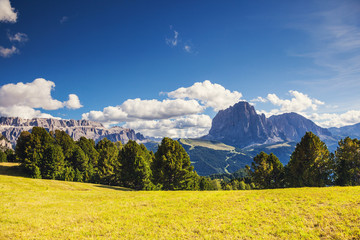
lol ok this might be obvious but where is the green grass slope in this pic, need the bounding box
[179,138,253,176]
[1,163,360,239]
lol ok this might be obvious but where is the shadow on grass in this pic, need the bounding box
[0,163,26,177]
[95,185,134,191]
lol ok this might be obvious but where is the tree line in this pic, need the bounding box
[2,128,359,190]
[247,132,360,189]
[11,127,218,190]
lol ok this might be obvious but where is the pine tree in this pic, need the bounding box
[118,140,154,190]
[335,137,360,186]
[153,138,199,190]
[96,138,119,185]
[286,132,332,187]
[249,152,284,189]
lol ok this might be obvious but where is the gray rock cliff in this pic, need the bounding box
[203,101,333,147]
[0,117,146,146]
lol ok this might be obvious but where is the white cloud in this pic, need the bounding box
[0,105,56,119]
[0,78,64,110]
[0,0,17,22]
[167,80,243,111]
[266,90,324,114]
[255,89,360,128]
[0,45,18,57]
[82,98,204,124]
[122,98,203,120]
[166,30,179,46]
[310,110,360,128]
[8,32,28,42]
[65,94,83,109]
[0,78,83,119]
[251,96,267,103]
[124,114,212,139]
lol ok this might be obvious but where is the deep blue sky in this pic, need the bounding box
[1,0,360,138]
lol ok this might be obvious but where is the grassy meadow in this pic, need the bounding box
[1,163,360,239]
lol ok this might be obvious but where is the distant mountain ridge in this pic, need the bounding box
[204,101,333,148]
[328,122,360,139]
[0,117,146,146]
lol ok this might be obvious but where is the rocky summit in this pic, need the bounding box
[0,117,146,147]
[204,101,333,148]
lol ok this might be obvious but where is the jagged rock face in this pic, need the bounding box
[0,117,145,146]
[204,101,332,147]
[206,102,277,147]
[0,134,12,150]
[269,112,332,142]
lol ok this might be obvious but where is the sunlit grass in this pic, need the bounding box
[1,163,359,239]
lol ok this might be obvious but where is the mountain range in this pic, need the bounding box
[0,117,145,147]
[0,101,359,176]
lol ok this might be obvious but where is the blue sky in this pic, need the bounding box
[0,0,360,138]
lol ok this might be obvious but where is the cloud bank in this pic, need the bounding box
[83,80,239,138]
[0,78,83,119]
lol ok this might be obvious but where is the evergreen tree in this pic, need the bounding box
[0,150,6,162]
[335,137,360,186]
[40,144,65,179]
[249,152,284,189]
[153,137,199,190]
[118,140,154,190]
[76,137,99,182]
[96,138,119,185]
[286,132,332,187]
[16,127,54,178]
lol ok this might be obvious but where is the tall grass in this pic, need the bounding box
[1,163,359,239]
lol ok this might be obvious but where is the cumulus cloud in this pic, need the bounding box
[167,80,243,111]
[82,98,204,124]
[0,105,56,119]
[0,78,64,110]
[265,90,324,115]
[310,110,360,128]
[0,0,17,22]
[124,114,212,139]
[82,80,244,138]
[65,94,83,109]
[254,90,360,128]
[8,32,28,42]
[0,78,82,119]
[0,45,18,57]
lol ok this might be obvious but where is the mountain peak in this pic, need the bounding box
[203,101,332,147]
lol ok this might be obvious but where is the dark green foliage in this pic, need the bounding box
[286,132,333,187]
[334,137,360,186]
[5,149,15,162]
[249,152,284,189]
[40,144,65,179]
[0,150,7,162]
[69,146,89,182]
[76,137,99,182]
[153,137,199,190]
[15,127,54,178]
[53,130,76,161]
[118,140,154,190]
[96,138,119,185]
